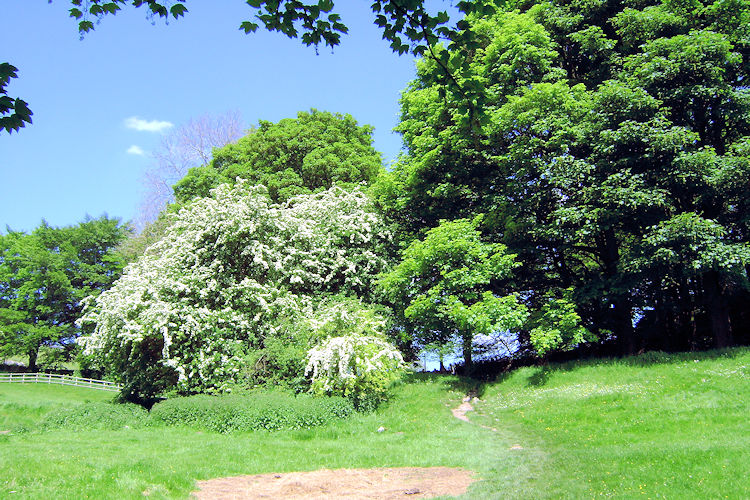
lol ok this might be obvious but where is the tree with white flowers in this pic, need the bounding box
[78,181,394,401]
[303,297,404,410]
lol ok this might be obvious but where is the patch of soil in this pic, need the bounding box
[451,401,474,422]
[192,467,476,499]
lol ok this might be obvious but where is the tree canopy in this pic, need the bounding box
[173,110,383,204]
[0,217,128,370]
[377,0,750,359]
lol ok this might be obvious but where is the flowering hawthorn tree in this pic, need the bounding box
[303,298,404,409]
[78,181,393,400]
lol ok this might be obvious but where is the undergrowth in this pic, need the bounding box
[149,392,354,432]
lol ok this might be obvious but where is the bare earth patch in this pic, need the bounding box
[192,467,476,499]
[451,400,474,422]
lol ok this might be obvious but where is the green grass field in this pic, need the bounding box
[1,347,748,499]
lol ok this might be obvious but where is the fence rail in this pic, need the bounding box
[0,372,121,392]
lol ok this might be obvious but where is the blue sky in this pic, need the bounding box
[1,1,437,233]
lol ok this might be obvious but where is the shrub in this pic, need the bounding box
[306,333,405,411]
[39,402,148,431]
[78,183,393,400]
[149,391,353,433]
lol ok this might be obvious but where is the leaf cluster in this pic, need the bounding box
[0,63,32,133]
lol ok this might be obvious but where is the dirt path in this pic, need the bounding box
[192,467,476,499]
[450,395,524,450]
[451,398,474,422]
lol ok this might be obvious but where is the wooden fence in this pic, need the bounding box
[0,372,121,392]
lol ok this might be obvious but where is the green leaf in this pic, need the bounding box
[170,4,188,18]
[240,21,259,33]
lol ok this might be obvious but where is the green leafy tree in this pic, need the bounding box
[378,0,750,355]
[379,217,528,372]
[173,110,383,204]
[0,217,127,370]
[0,231,69,370]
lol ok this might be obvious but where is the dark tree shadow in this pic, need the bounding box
[404,346,749,392]
[525,346,749,387]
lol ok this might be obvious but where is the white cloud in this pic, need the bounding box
[127,145,146,156]
[124,116,174,133]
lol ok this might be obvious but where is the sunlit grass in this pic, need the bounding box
[1,348,748,499]
[0,376,517,499]
[0,383,114,430]
[473,348,750,498]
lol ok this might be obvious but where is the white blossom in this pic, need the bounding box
[78,182,391,394]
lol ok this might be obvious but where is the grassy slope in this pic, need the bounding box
[1,348,748,499]
[472,348,750,499]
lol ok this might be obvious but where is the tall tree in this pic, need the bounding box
[378,0,750,355]
[0,217,128,370]
[173,110,383,204]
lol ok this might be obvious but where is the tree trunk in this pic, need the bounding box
[614,296,636,356]
[703,270,733,348]
[28,348,38,372]
[462,333,473,376]
[676,279,697,351]
[598,228,636,355]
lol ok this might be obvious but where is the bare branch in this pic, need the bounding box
[135,110,244,230]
